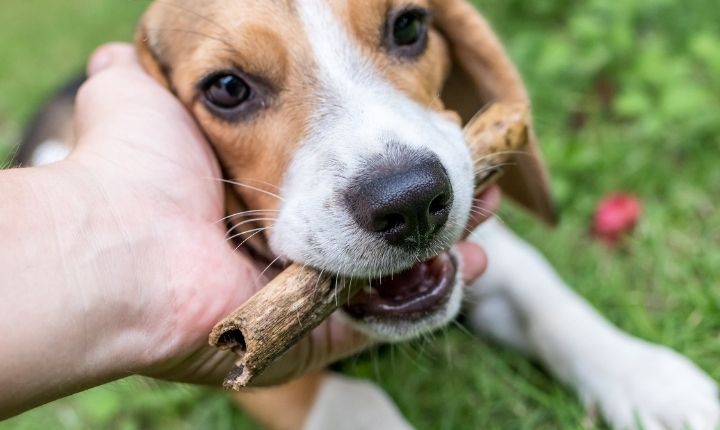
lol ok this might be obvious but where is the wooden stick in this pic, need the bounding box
[209,102,531,389]
[464,102,531,198]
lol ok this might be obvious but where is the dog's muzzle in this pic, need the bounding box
[341,150,459,324]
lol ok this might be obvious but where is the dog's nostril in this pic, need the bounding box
[374,213,406,233]
[429,193,450,216]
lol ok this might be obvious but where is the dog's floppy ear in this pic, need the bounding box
[134,21,172,90]
[433,0,558,225]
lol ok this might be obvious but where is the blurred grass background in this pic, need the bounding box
[1,0,719,428]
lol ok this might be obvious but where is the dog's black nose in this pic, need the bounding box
[346,155,453,247]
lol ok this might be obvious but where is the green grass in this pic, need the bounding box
[1,0,719,429]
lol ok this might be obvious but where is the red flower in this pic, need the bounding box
[592,193,642,246]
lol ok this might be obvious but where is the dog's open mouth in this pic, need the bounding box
[342,252,457,320]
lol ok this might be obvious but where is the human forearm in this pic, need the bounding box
[0,164,147,419]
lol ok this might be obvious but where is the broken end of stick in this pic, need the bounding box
[208,265,341,389]
[209,321,248,353]
[463,103,530,152]
[223,365,253,390]
[210,324,255,389]
[465,103,530,195]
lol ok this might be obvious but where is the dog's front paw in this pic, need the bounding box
[576,337,719,430]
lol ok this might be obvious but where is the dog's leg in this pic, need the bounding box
[302,372,414,430]
[234,371,414,430]
[466,218,719,430]
[233,372,324,430]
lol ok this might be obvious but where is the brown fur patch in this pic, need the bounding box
[137,0,319,223]
[342,0,451,110]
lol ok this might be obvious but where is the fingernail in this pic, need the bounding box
[88,48,113,75]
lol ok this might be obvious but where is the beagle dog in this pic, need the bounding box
[18,0,719,428]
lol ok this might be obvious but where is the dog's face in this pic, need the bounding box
[137,0,551,340]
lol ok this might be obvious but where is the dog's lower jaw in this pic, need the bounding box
[337,250,465,342]
[339,282,463,342]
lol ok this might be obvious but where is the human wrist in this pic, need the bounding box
[0,162,152,417]
[40,158,159,371]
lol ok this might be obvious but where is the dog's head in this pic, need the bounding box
[135,0,554,341]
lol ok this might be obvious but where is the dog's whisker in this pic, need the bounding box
[462,222,476,234]
[334,272,341,307]
[225,218,276,240]
[347,278,353,304]
[470,204,505,224]
[470,207,497,218]
[473,162,517,175]
[227,226,269,244]
[256,255,282,283]
[216,209,281,225]
[405,338,432,367]
[227,177,283,192]
[470,206,496,217]
[233,228,272,253]
[470,207,494,218]
[214,178,285,201]
[471,149,528,163]
[472,208,506,225]
[450,319,476,338]
[226,217,277,237]
[314,269,325,299]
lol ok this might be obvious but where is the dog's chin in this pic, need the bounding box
[338,251,464,342]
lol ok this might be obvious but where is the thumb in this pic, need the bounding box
[73,42,197,158]
[87,43,139,76]
[455,241,488,284]
[75,43,153,140]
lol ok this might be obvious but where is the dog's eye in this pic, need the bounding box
[204,74,250,109]
[393,11,424,45]
[386,8,428,58]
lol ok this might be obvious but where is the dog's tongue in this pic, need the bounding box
[344,253,456,319]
